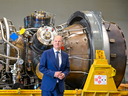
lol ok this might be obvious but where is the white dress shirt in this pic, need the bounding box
[53,48,62,68]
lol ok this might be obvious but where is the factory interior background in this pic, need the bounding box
[0,0,128,83]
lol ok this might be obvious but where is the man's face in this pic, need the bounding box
[53,36,63,51]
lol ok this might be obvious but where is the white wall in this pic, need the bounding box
[0,0,127,31]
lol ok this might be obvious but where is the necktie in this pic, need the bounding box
[56,51,59,69]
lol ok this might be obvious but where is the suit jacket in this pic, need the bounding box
[39,48,70,92]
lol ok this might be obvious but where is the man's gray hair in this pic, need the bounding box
[53,35,64,42]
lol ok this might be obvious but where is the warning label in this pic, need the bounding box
[94,75,107,85]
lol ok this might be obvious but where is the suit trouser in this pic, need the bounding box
[41,83,63,96]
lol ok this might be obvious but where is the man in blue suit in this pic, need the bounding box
[39,35,70,96]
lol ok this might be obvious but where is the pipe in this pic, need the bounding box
[69,56,92,61]
[12,64,17,84]
[0,54,18,60]
[7,19,13,25]
[9,25,16,32]
[58,28,87,34]
[3,17,10,72]
[25,28,39,31]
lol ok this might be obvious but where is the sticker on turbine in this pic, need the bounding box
[10,32,18,41]
[19,28,25,35]
[94,75,107,85]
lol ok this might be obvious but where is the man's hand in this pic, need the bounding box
[54,71,62,78]
[58,73,65,80]
[54,71,65,80]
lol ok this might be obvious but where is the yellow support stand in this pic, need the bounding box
[82,50,121,96]
[0,88,41,96]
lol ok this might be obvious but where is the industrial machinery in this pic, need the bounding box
[0,10,127,90]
